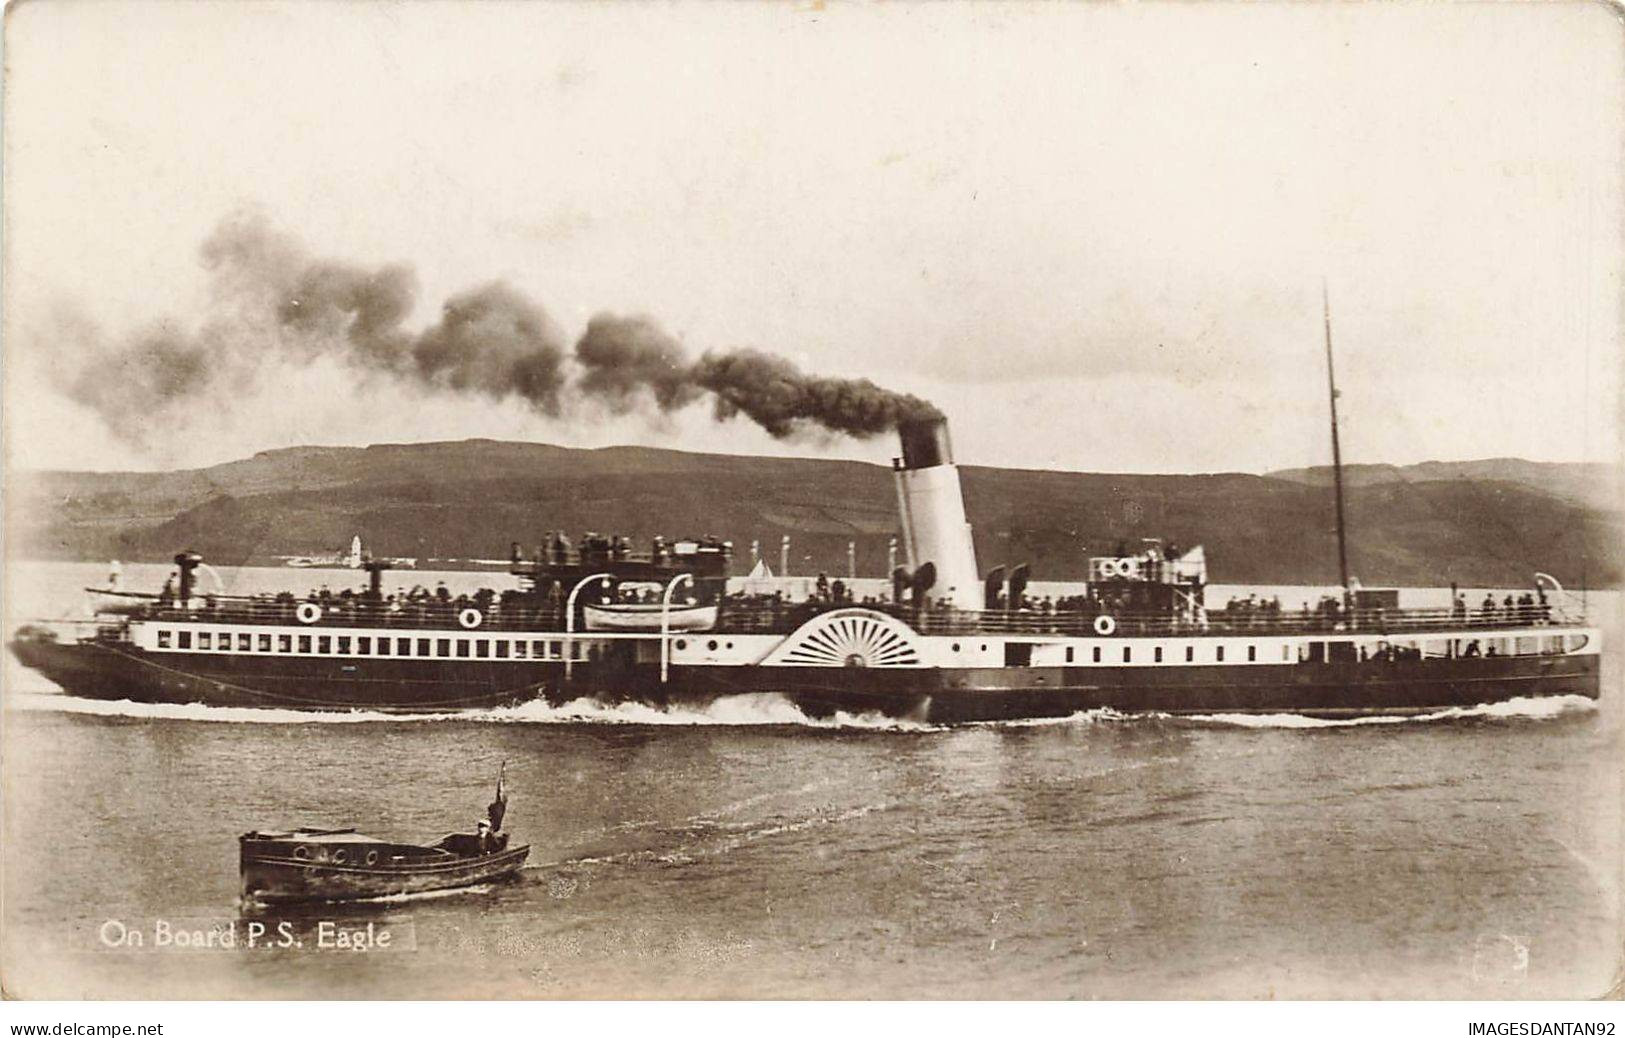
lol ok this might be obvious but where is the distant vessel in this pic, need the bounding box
[281,536,416,570]
[283,536,364,570]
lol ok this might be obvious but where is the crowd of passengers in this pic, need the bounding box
[156,579,563,625]
[1457,591,1551,625]
[721,573,888,621]
[519,532,729,566]
[719,575,1563,635]
[152,564,1561,635]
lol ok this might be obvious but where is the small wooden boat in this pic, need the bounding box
[240,767,527,904]
[583,602,718,632]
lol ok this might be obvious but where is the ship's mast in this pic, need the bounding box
[1323,282,1352,608]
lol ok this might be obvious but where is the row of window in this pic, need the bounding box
[152,628,588,661]
[1042,634,1584,666]
[149,626,1587,666]
[1048,643,1284,665]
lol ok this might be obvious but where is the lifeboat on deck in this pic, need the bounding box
[582,601,718,632]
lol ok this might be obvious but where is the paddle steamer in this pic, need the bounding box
[8,409,1600,722]
[9,302,1603,722]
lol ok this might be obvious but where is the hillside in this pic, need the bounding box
[7,441,1620,588]
[1268,459,1620,514]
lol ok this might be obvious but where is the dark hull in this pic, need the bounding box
[241,845,530,903]
[10,635,1600,723]
[9,637,541,711]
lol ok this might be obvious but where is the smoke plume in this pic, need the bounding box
[574,314,700,413]
[58,212,939,449]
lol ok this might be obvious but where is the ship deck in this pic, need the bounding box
[110,597,1581,641]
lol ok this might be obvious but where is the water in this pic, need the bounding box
[2,563,1619,998]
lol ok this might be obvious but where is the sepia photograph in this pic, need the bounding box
[2,0,1621,1015]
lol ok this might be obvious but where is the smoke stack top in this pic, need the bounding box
[897,416,953,470]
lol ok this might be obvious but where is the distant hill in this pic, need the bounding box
[1268,459,1620,514]
[7,441,1620,588]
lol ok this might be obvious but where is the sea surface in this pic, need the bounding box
[2,562,1620,999]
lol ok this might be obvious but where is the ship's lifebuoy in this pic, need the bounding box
[458,607,483,630]
[332,848,348,864]
[296,602,322,625]
[1117,558,1141,579]
[293,845,312,861]
[1094,614,1117,636]
[364,850,379,866]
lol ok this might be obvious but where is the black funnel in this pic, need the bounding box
[173,551,203,603]
[897,417,953,470]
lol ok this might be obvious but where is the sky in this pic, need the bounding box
[4,1,1621,476]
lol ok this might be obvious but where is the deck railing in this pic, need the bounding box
[710,603,1579,638]
[112,594,1585,639]
[130,598,569,633]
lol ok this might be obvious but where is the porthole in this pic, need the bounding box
[952,643,960,652]
[674,639,687,650]
[365,850,379,866]
[725,641,734,649]
[293,845,312,861]
[707,639,719,651]
[332,848,348,864]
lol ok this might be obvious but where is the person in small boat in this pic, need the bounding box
[437,818,508,858]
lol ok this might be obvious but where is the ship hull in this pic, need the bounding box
[10,633,1600,722]
[8,637,540,712]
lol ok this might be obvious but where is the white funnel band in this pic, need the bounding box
[895,463,980,610]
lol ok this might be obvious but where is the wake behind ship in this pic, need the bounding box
[7,416,1602,723]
